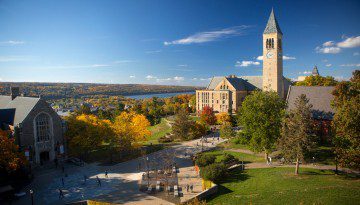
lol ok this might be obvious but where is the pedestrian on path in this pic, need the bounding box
[97,176,101,187]
[83,174,87,184]
[61,177,64,187]
[105,170,108,178]
[59,189,64,199]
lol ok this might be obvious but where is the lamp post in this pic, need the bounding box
[29,189,34,205]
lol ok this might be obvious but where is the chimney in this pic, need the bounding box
[11,87,20,100]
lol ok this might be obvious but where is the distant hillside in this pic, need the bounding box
[0,82,202,100]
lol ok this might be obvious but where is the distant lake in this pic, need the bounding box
[125,91,195,100]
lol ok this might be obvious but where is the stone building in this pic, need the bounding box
[196,9,291,113]
[0,87,66,165]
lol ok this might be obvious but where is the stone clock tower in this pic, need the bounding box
[262,9,284,98]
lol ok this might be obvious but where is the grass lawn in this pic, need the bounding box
[207,167,360,205]
[218,138,250,150]
[202,149,265,164]
[142,118,172,145]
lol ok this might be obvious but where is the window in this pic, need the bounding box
[271,38,274,49]
[35,113,51,142]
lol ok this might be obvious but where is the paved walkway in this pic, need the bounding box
[13,134,225,205]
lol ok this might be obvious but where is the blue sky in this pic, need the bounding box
[0,0,359,86]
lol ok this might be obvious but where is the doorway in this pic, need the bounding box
[40,151,50,164]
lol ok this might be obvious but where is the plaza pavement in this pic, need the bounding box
[13,134,225,205]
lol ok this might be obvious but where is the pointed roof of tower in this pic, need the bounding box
[263,8,283,35]
[312,66,320,76]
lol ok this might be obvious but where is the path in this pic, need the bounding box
[12,134,225,205]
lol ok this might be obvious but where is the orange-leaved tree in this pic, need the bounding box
[216,112,232,125]
[200,106,216,125]
[0,130,26,172]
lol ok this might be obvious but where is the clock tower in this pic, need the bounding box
[262,9,284,98]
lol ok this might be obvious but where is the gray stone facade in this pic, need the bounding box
[0,88,66,165]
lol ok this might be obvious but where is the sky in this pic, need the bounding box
[0,0,359,86]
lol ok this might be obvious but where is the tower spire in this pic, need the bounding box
[264,9,283,35]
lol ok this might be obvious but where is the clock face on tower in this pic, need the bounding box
[266,52,274,59]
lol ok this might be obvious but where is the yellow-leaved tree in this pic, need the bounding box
[66,114,113,159]
[216,112,232,125]
[112,111,151,151]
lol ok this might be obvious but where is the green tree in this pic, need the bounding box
[277,94,316,175]
[237,91,286,162]
[190,122,207,139]
[172,109,193,140]
[219,122,235,140]
[295,75,338,86]
[200,163,227,182]
[332,70,360,170]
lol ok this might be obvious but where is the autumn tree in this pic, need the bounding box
[190,122,207,139]
[277,94,316,175]
[172,109,193,140]
[0,130,27,173]
[237,91,286,162]
[65,114,113,159]
[112,111,151,150]
[216,112,232,125]
[200,106,216,125]
[295,75,338,86]
[332,70,360,170]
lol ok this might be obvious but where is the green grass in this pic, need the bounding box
[202,150,265,164]
[207,167,360,205]
[142,118,172,145]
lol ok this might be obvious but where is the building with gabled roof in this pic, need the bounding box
[0,87,66,165]
[196,9,291,113]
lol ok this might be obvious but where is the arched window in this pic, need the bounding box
[35,113,51,142]
[266,39,269,49]
[271,38,274,49]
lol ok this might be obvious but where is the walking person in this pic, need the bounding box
[59,189,64,199]
[83,174,87,184]
[97,176,101,187]
[105,170,108,178]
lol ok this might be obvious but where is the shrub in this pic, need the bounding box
[222,153,238,165]
[195,154,216,167]
[158,136,173,143]
[200,163,227,182]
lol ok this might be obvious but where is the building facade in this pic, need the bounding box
[196,9,290,113]
[0,87,66,165]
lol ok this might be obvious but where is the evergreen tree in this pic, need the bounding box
[172,109,193,140]
[278,94,316,175]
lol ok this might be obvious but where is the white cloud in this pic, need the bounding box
[164,25,250,45]
[353,52,359,56]
[299,71,312,75]
[283,55,296,60]
[334,76,349,81]
[178,64,188,67]
[146,75,157,80]
[337,36,360,48]
[129,75,136,78]
[156,76,185,83]
[325,64,332,67]
[192,78,198,80]
[322,59,328,62]
[0,40,25,45]
[323,41,335,47]
[316,46,341,54]
[340,63,360,67]
[256,56,263,61]
[200,78,211,81]
[255,55,295,61]
[235,61,260,67]
[91,64,110,67]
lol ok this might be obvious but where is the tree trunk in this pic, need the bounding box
[295,158,299,175]
[265,152,269,164]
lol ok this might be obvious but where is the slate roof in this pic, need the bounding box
[286,86,335,120]
[0,95,40,125]
[241,76,263,90]
[226,77,247,90]
[207,77,224,90]
[263,9,283,35]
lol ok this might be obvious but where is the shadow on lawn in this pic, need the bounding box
[206,168,250,201]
